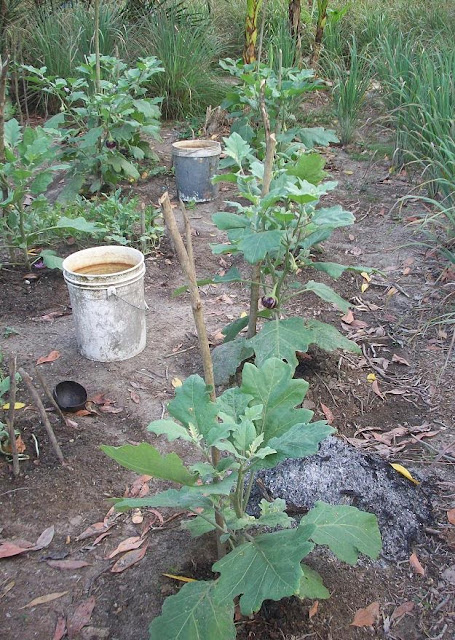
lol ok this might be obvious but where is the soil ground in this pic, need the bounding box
[0,118,454,640]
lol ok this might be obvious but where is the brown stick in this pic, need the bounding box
[18,368,64,463]
[160,192,225,558]
[247,82,277,339]
[33,366,67,428]
[7,356,20,476]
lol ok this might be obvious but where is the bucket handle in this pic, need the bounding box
[107,286,149,312]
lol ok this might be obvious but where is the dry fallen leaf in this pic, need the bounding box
[371,379,385,399]
[390,463,420,485]
[409,553,425,576]
[36,350,60,365]
[67,596,96,639]
[99,405,123,414]
[32,525,55,550]
[131,508,144,524]
[47,559,91,570]
[110,545,147,573]
[127,474,152,498]
[350,601,380,627]
[341,310,354,324]
[1,402,25,410]
[21,591,68,608]
[309,600,319,619]
[162,573,197,583]
[320,403,334,424]
[448,509,455,525]
[0,540,33,559]
[107,537,145,559]
[76,522,114,542]
[53,616,67,640]
[171,377,183,388]
[0,580,15,599]
[392,354,411,366]
[391,601,414,621]
[130,391,140,404]
[367,373,376,382]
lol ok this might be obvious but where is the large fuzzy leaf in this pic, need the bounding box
[214,527,315,615]
[149,581,236,640]
[301,502,382,565]
[312,206,355,228]
[286,153,327,185]
[303,281,350,312]
[249,317,312,368]
[216,387,254,422]
[147,419,192,442]
[168,375,218,440]
[101,443,196,486]
[297,127,339,148]
[298,319,360,354]
[267,421,335,462]
[212,212,249,230]
[311,262,374,280]
[212,338,254,385]
[55,216,105,234]
[238,230,284,264]
[223,132,253,168]
[113,474,238,511]
[298,565,330,599]
[241,357,313,443]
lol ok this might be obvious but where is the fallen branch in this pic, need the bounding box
[33,366,67,428]
[18,368,64,463]
[7,356,20,476]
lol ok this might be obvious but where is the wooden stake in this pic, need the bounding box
[7,356,20,477]
[33,366,67,428]
[18,368,64,464]
[159,192,225,558]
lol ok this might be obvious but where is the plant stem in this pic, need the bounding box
[94,0,101,93]
[247,82,277,338]
[18,205,30,270]
[0,54,9,164]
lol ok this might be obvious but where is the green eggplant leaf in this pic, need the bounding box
[147,419,192,442]
[311,262,375,280]
[303,281,350,312]
[237,230,285,264]
[286,152,327,185]
[149,581,236,640]
[301,501,382,564]
[297,565,330,599]
[212,338,254,385]
[168,375,218,440]
[101,443,196,485]
[214,527,315,616]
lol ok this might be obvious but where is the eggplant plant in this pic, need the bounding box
[219,59,338,153]
[23,55,163,199]
[208,132,372,383]
[0,119,104,269]
[103,357,381,639]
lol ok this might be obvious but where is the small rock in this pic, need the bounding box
[442,566,455,585]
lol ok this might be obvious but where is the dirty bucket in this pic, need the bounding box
[172,140,221,202]
[62,246,147,362]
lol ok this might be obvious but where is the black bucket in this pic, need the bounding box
[172,140,221,202]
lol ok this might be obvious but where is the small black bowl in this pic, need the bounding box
[53,381,88,412]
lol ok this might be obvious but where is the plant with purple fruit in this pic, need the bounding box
[23,55,163,199]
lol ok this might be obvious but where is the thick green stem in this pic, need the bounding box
[18,205,30,270]
[94,0,101,93]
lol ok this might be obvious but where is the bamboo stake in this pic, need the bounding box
[33,366,67,428]
[159,193,225,558]
[18,368,64,464]
[7,356,19,477]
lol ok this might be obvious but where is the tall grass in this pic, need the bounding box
[130,10,227,119]
[323,37,371,145]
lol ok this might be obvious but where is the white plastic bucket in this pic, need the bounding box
[62,246,147,362]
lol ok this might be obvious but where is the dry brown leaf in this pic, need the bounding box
[74,409,92,417]
[320,403,334,424]
[309,600,319,619]
[110,545,147,573]
[67,596,96,639]
[0,540,33,559]
[127,475,152,498]
[371,380,385,399]
[448,509,455,525]
[341,310,354,324]
[99,405,123,414]
[89,393,114,405]
[36,350,60,365]
[350,601,380,627]
[131,508,144,524]
[391,601,414,621]
[0,580,15,599]
[21,591,68,608]
[107,537,145,559]
[47,559,91,570]
[130,391,140,404]
[92,531,113,546]
[392,354,411,366]
[32,525,55,550]
[53,616,67,640]
[76,522,114,542]
[409,552,425,576]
